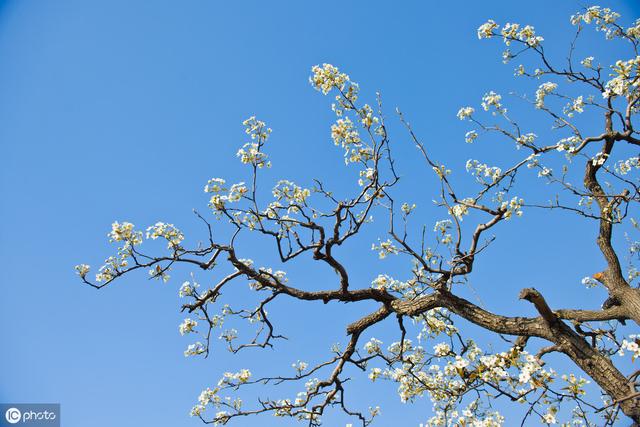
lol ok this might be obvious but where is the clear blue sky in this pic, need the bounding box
[2,1,640,426]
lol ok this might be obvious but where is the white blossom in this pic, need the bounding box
[75,264,90,278]
[457,106,475,120]
[477,20,499,39]
[179,318,198,335]
[184,342,206,357]
[535,82,557,108]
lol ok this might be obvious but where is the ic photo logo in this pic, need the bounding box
[4,408,20,424]
[1,404,59,426]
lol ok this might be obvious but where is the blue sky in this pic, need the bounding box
[2,1,640,426]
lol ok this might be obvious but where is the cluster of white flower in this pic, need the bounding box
[581,56,595,69]
[500,22,519,44]
[242,116,271,142]
[571,6,621,39]
[233,117,272,168]
[514,64,527,76]
[190,388,226,418]
[537,167,552,178]
[428,407,504,427]
[218,369,252,387]
[541,407,558,425]
[184,341,206,357]
[616,157,640,175]
[272,180,310,210]
[179,280,199,297]
[108,221,143,245]
[190,376,246,421]
[500,196,524,219]
[255,206,278,226]
[501,49,513,63]
[449,204,469,221]
[213,411,231,424]
[337,73,379,158]
[271,399,294,417]
[418,308,459,338]
[433,342,451,357]
[563,96,585,117]
[466,159,502,184]
[465,130,478,143]
[350,147,375,165]
[372,275,414,294]
[331,117,363,162]
[619,335,640,360]
[432,164,452,180]
[561,374,590,396]
[309,63,350,95]
[358,168,376,187]
[516,133,537,149]
[146,222,184,248]
[478,20,543,68]
[368,337,560,421]
[603,56,640,98]
[272,214,298,238]
[457,106,475,120]
[433,219,452,235]
[433,219,453,244]
[591,151,608,166]
[518,25,544,47]
[204,177,226,194]
[197,387,220,408]
[364,337,383,354]
[249,267,287,290]
[371,274,392,290]
[477,20,499,39]
[179,318,198,335]
[88,234,137,283]
[556,136,580,153]
[291,360,308,375]
[313,65,365,152]
[449,198,474,221]
[476,354,509,382]
[228,183,248,202]
[304,377,320,393]
[481,91,504,114]
[75,264,90,278]
[359,104,379,128]
[518,352,546,384]
[571,6,620,26]
[401,202,416,215]
[499,22,544,47]
[372,239,399,259]
[369,367,382,381]
[603,75,627,99]
[535,82,558,108]
[387,339,417,357]
[628,19,640,39]
[95,255,127,282]
[237,142,270,168]
[189,404,203,417]
[204,178,248,210]
[334,93,361,120]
